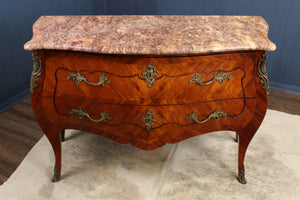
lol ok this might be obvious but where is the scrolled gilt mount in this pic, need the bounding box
[69,107,111,123]
[30,51,42,93]
[257,53,270,95]
[189,70,232,86]
[66,71,110,86]
[141,110,156,129]
[142,62,158,87]
[186,109,227,124]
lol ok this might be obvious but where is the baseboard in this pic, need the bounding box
[0,89,30,113]
[269,81,300,95]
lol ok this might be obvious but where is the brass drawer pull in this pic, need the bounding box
[66,71,110,86]
[142,110,156,129]
[186,109,227,124]
[69,107,111,122]
[189,70,232,86]
[142,62,158,87]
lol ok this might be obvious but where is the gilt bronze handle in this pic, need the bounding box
[189,70,232,86]
[69,107,111,123]
[66,71,110,86]
[186,109,227,124]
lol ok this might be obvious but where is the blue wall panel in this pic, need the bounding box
[0,0,106,112]
[106,0,156,14]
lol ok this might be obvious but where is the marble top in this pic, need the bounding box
[24,15,276,55]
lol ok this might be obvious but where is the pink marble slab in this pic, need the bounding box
[24,15,276,55]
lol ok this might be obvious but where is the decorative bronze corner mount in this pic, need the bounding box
[257,52,270,95]
[30,51,42,93]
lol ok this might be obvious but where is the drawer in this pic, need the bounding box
[53,67,247,105]
[41,97,256,150]
[53,97,255,129]
[43,51,257,105]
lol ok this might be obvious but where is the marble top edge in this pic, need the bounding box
[24,15,276,55]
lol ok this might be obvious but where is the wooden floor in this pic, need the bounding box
[0,89,300,185]
[0,98,43,184]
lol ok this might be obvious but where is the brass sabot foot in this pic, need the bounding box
[51,163,60,182]
[238,165,247,184]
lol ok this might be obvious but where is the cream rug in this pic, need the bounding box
[1,109,300,200]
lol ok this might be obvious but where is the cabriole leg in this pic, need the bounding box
[44,129,62,182]
[237,128,257,184]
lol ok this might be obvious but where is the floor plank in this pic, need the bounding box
[0,89,300,185]
[268,89,300,115]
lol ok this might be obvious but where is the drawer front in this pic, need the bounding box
[43,51,257,105]
[42,97,256,150]
[54,67,246,105]
[53,97,255,130]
